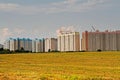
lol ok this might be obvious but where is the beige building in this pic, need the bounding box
[45,38,57,52]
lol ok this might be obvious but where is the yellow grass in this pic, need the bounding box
[0,52,120,80]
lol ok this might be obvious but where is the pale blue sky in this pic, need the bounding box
[0,0,120,44]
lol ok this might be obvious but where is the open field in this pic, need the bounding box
[0,52,120,80]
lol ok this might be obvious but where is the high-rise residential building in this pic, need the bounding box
[9,38,16,51]
[57,30,80,52]
[4,38,32,51]
[32,38,45,52]
[81,30,120,51]
[4,38,16,51]
[45,38,57,52]
[4,39,10,50]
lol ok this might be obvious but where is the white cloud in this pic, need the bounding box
[0,0,110,14]
[0,28,11,44]
[52,0,77,6]
[0,3,40,14]
[0,3,19,11]
[0,27,25,44]
[0,27,46,44]
[48,0,110,13]
[2,28,11,37]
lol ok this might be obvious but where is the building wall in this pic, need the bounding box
[45,38,57,52]
[4,40,10,50]
[45,38,50,52]
[116,31,120,51]
[81,30,120,51]
[32,39,45,53]
[32,40,36,52]
[4,38,32,51]
[61,35,65,51]
[69,33,74,51]
[57,36,61,51]
[28,39,32,51]
[9,38,16,51]
[35,39,40,52]
[74,32,80,51]
[81,31,88,51]
[40,39,45,52]
[51,38,57,51]
[57,32,80,52]
[65,34,69,51]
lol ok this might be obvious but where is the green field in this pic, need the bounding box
[0,52,120,80]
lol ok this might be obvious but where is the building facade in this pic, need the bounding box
[45,38,57,52]
[58,32,80,52]
[4,38,32,51]
[81,30,120,51]
[32,38,45,52]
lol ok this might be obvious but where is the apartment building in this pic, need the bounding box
[58,32,80,52]
[32,38,45,52]
[45,38,57,52]
[81,30,120,51]
[4,38,32,51]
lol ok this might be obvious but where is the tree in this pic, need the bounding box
[20,47,24,52]
[97,49,102,52]
[0,48,3,51]
[48,49,51,52]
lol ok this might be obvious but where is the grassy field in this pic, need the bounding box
[0,52,120,80]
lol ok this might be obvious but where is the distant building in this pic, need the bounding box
[32,38,45,52]
[4,39,10,50]
[45,38,57,52]
[0,44,3,49]
[4,38,32,51]
[57,30,80,52]
[9,38,16,51]
[81,30,120,51]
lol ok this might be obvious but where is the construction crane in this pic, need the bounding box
[91,26,96,31]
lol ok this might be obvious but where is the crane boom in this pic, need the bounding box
[92,26,96,31]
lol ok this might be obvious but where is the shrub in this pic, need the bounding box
[97,49,102,52]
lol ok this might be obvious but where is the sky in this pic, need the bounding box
[0,0,120,44]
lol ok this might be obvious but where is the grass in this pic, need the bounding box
[0,51,120,80]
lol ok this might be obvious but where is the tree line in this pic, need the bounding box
[0,47,32,54]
